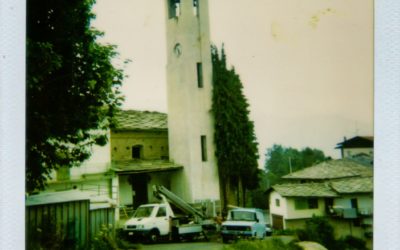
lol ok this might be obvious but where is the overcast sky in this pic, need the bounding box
[92,0,373,167]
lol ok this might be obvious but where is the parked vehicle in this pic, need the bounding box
[123,185,208,243]
[221,208,268,243]
[266,223,273,236]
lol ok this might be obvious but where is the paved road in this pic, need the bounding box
[139,242,224,250]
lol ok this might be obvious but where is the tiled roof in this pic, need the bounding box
[282,159,373,180]
[111,160,182,174]
[330,177,373,194]
[270,176,373,198]
[271,183,338,197]
[114,110,167,131]
[335,136,374,149]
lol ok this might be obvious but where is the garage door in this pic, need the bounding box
[271,214,284,230]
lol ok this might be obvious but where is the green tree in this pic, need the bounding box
[264,144,329,186]
[211,45,259,209]
[27,0,124,192]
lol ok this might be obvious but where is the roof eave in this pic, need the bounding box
[112,128,168,132]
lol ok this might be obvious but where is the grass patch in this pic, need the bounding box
[223,238,301,250]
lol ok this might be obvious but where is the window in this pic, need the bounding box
[156,206,167,217]
[201,135,207,161]
[295,198,318,210]
[230,211,257,221]
[295,199,307,210]
[308,199,318,209]
[325,198,334,213]
[193,0,199,16]
[132,145,143,159]
[275,199,280,207]
[168,0,181,19]
[351,198,358,209]
[196,62,203,88]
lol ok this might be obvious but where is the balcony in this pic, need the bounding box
[327,206,373,218]
[357,207,373,216]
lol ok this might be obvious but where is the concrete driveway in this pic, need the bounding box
[139,242,224,250]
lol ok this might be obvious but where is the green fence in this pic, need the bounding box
[90,206,115,238]
[26,193,115,249]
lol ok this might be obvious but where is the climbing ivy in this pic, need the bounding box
[211,45,259,208]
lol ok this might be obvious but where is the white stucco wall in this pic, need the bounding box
[119,175,133,206]
[269,191,288,218]
[45,178,111,195]
[343,147,373,157]
[70,133,111,178]
[269,191,326,220]
[165,0,220,202]
[48,131,111,181]
[286,198,325,219]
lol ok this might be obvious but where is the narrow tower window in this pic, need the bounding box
[193,0,199,16]
[197,62,203,88]
[168,0,181,19]
[201,135,207,161]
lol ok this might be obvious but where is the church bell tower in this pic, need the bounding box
[165,0,220,203]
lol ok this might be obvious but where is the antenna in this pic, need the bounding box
[354,121,360,135]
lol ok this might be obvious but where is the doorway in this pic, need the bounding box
[128,174,149,208]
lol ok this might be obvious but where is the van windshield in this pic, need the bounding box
[230,211,257,221]
[133,206,154,218]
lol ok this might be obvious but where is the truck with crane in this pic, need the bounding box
[123,185,212,243]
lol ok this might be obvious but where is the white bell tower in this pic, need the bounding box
[165,0,220,203]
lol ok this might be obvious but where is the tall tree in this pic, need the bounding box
[211,45,259,209]
[264,144,329,186]
[27,0,124,192]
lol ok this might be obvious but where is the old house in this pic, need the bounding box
[335,136,374,166]
[268,159,373,244]
[45,109,220,219]
[110,110,182,209]
[43,0,221,222]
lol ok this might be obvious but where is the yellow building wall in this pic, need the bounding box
[111,130,169,161]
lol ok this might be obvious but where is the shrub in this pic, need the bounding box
[296,216,336,250]
[90,225,142,250]
[27,217,76,250]
[336,235,368,250]
[90,225,119,250]
[273,228,297,236]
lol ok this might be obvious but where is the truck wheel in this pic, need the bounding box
[148,229,160,244]
[222,236,229,243]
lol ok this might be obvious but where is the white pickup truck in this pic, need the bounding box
[123,186,206,243]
